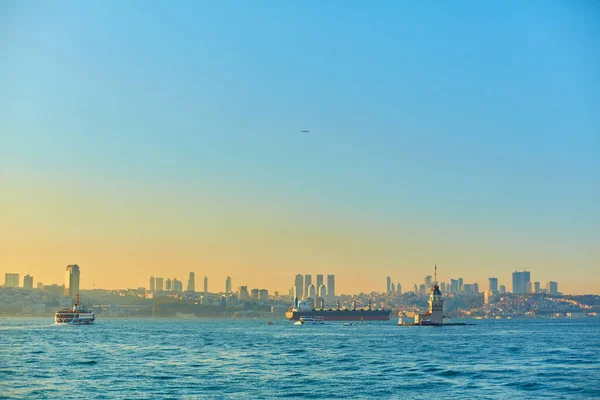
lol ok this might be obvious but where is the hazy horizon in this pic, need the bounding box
[1,2,598,295]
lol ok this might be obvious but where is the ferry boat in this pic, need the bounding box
[286,300,391,322]
[54,295,96,325]
[294,316,325,325]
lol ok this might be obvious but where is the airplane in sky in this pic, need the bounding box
[301,130,310,133]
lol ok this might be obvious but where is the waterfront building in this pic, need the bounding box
[65,265,80,297]
[187,272,195,292]
[546,281,558,294]
[155,277,164,292]
[512,270,531,294]
[149,276,155,292]
[327,274,335,300]
[5,273,19,288]
[304,275,312,299]
[295,274,304,300]
[226,277,232,293]
[489,277,498,294]
[204,276,208,294]
[316,274,323,289]
[23,275,33,290]
[415,267,444,325]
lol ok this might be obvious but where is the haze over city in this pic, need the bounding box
[1,2,599,295]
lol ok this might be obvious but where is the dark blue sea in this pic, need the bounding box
[1,318,599,399]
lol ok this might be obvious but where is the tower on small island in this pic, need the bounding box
[415,264,444,325]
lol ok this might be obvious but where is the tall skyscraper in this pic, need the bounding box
[204,276,208,294]
[489,277,498,294]
[440,282,445,293]
[187,272,195,292]
[295,274,304,300]
[326,274,335,300]
[149,276,155,292]
[304,275,312,299]
[23,275,33,290]
[4,273,19,288]
[65,265,80,297]
[226,277,232,293]
[166,278,172,292]
[546,281,558,294]
[386,276,391,295]
[473,282,479,294]
[450,279,459,294]
[397,283,402,295]
[316,274,323,289]
[155,277,164,292]
[308,284,316,299]
[512,270,531,294]
[458,278,464,292]
[391,283,396,293]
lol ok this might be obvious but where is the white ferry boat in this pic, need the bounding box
[55,295,96,325]
[294,316,325,325]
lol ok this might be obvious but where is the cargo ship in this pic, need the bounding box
[286,300,391,321]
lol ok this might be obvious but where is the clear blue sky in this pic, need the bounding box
[1,1,599,293]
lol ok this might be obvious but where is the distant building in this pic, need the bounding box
[295,274,304,301]
[226,277,232,293]
[308,284,316,300]
[327,274,335,300]
[251,288,259,300]
[204,276,208,294]
[386,276,391,295]
[316,274,323,289]
[23,275,33,290]
[512,271,531,294]
[489,277,498,294]
[473,283,479,294]
[450,279,459,294]
[37,282,44,290]
[499,285,506,294]
[187,272,195,292]
[65,265,80,297]
[546,281,558,294]
[440,282,445,293]
[238,286,250,300]
[534,281,540,293]
[155,277,164,292]
[484,290,492,304]
[419,284,426,296]
[173,278,183,293]
[5,273,19,288]
[424,275,432,290]
[165,279,172,292]
[304,275,312,299]
[463,284,474,296]
[259,289,268,302]
[149,276,155,292]
[397,283,402,295]
[458,278,464,292]
[391,283,396,294]
[318,284,326,298]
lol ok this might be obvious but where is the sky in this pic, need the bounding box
[1,1,599,295]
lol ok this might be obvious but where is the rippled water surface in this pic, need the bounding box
[1,318,599,399]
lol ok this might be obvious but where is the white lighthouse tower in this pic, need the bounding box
[415,264,444,325]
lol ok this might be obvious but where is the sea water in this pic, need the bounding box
[1,318,599,399]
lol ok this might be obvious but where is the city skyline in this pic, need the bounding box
[1,2,598,295]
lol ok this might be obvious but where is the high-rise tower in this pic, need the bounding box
[187,272,195,292]
[65,265,80,297]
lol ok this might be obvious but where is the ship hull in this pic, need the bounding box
[286,310,391,321]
